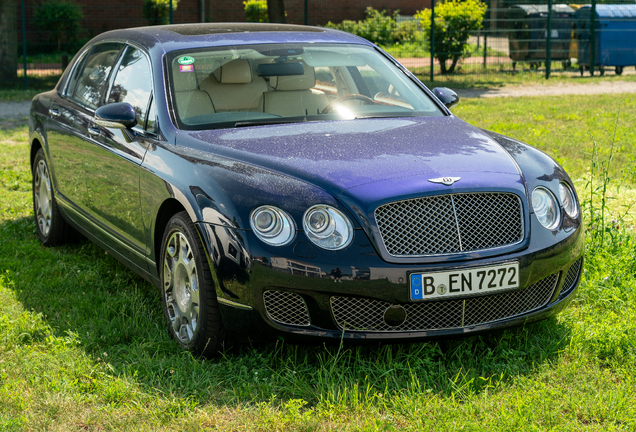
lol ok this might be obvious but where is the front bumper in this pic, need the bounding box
[198,219,584,343]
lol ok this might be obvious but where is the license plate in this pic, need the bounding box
[410,262,519,301]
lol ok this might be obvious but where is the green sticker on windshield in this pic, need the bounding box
[178,56,195,65]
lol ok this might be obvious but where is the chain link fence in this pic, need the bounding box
[2,0,636,89]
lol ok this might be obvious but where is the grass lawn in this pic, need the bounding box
[0,94,635,430]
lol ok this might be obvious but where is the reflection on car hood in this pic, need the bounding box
[185,116,522,197]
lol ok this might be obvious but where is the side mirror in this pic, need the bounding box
[432,87,460,109]
[94,102,137,129]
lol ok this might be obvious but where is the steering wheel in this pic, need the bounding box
[322,94,375,114]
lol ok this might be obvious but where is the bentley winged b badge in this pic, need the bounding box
[428,176,461,186]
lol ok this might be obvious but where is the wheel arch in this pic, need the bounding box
[153,198,187,276]
[30,136,44,171]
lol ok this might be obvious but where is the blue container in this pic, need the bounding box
[575,4,636,75]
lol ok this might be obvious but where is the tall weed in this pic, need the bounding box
[582,106,636,249]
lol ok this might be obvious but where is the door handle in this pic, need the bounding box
[48,107,60,117]
[88,127,101,136]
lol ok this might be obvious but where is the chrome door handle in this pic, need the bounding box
[88,127,100,136]
[48,107,60,117]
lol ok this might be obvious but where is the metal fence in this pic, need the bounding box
[4,0,636,89]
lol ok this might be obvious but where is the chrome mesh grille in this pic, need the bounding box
[375,193,523,256]
[263,290,310,327]
[559,257,583,299]
[330,273,558,332]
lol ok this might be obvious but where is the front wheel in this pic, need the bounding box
[160,211,231,356]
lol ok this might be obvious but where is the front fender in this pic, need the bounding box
[139,140,354,279]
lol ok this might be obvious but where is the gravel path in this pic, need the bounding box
[0,101,31,119]
[1,80,636,121]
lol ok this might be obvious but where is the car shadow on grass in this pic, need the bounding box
[2,215,573,407]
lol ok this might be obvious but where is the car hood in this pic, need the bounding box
[185,116,523,200]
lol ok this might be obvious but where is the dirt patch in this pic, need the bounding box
[455,80,636,98]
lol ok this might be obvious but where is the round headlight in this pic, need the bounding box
[250,205,295,246]
[303,205,353,250]
[559,182,578,219]
[532,187,560,230]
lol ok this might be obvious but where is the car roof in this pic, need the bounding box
[90,23,374,53]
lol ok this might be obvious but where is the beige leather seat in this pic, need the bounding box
[200,59,267,112]
[171,62,215,121]
[263,64,329,117]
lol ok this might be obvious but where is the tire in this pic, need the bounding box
[159,211,232,356]
[32,148,77,246]
[616,66,623,76]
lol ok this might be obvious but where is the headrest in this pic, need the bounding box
[271,64,316,91]
[172,61,198,92]
[213,59,252,84]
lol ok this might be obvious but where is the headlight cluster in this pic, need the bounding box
[303,205,353,250]
[558,182,578,219]
[250,204,353,250]
[250,206,295,246]
[532,182,578,230]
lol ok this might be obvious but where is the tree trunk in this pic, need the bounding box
[267,0,286,23]
[0,0,18,84]
[447,56,461,74]
[436,55,449,74]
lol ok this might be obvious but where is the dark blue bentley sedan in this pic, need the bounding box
[28,23,584,355]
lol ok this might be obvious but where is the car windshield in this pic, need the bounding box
[167,43,444,130]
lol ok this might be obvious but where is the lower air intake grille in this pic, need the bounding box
[263,290,310,327]
[330,273,559,332]
[559,257,583,299]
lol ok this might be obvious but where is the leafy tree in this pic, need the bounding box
[0,0,17,83]
[143,0,179,26]
[33,0,83,52]
[326,7,418,45]
[244,0,268,23]
[416,0,487,74]
[266,0,286,23]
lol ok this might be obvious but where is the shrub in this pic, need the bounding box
[416,0,487,74]
[244,0,268,23]
[325,7,418,45]
[33,0,83,52]
[143,0,179,26]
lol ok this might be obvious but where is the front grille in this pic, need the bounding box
[559,257,583,299]
[263,290,310,327]
[330,273,558,332]
[375,193,523,256]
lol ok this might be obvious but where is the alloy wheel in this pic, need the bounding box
[163,231,200,343]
